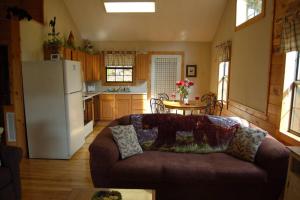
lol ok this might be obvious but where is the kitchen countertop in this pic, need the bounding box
[83,92,147,100]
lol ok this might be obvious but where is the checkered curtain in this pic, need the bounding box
[216,41,232,62]
[151,57,179,98]
[281,18,300,52]
[104,52,136,66]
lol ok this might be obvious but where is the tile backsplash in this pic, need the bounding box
[85,81,147,93]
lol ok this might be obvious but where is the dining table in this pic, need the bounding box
[162,100,207,115]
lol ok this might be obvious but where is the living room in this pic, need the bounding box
[0,0,300,200]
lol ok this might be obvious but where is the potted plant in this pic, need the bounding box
[43,17,64,60]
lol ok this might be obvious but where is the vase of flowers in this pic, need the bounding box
[176,79,194,104]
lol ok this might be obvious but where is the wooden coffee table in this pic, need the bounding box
[68,188,155,200]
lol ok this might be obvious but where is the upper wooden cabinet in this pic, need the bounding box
[84,54,101,81]
[63,48,72,60]
[92,55,101,81]
[136,53,149,80]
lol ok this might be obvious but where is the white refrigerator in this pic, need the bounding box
[22,60,85,159]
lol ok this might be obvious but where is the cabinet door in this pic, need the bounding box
[64,48,72,60]
[77,51,86,81]
[93,55,101,81]
[115,95,132,118]
[100,95,115,121]
[136,54,149,80]
[132,94,147,114]
[93,95,100,122]
[85,54,93,81]
[71,49,78,61]
[84,98,94,124]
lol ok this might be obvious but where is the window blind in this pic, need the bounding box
[151,55,181,98]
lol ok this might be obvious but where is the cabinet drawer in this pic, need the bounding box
[116,94,131,100]
[132,94,147,100]
[100,94,115,100]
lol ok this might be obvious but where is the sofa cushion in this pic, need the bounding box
[227,127,267,162]
[109,151,267,187]
[0,168,12,189]
[110,125,143,159]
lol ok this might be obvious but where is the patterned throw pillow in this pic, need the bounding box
[110,125,143,159]
[137,127,158,150]
[227,127,267,162]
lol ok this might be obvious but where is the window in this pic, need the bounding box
[104,52,135,83]
[236,0,264,28]
[217,61,229,102]
[281,51,300,138]
[289,51,300,136]
[106,66,133,82]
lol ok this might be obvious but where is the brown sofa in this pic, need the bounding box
[89,115,289,200]
[0,144,22,200]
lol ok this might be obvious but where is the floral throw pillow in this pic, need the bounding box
[227,127,267,162]
[110,125,143,159]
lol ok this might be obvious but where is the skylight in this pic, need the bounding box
[104,1,155,13]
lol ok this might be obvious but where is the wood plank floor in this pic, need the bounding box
[20,124,106,200]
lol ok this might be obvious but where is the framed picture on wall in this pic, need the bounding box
[186,65,197,77]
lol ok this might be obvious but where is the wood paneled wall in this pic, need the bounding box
[223,0,300,146]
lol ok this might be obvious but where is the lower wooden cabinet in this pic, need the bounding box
[99,94,147,121]
[100,94,115,121]
[115,95,132,119]
[132,94,148,114]
[84,98,94,124]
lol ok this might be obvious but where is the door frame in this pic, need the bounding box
[147,51,185,100]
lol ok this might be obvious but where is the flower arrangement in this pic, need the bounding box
[176,79,194,103]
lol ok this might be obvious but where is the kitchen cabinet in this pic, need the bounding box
[99,94,147,121]
[92,55,101,81]
[136,53,149,80]
[77,50,86,80]
[63,48,72,60]
[115,95,132,119]
[84,54,101,81]
[100,94,115,121]
[84,98,94,125]
[93,95,100,122]
[132,94,148,114]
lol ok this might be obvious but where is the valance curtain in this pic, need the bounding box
[216,41,232,62]
[281,17,300,52]
[104,52,136,66]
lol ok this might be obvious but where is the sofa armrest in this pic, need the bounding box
[255,135,289,182]
[89,122,120,187]
[0,144,22,200]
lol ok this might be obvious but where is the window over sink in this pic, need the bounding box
[105,52,135,83]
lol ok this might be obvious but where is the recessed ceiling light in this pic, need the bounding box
[104,0,156,13]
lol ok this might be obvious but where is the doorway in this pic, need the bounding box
[0,45,10,128]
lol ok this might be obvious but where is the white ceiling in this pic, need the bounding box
[63,0,227,42]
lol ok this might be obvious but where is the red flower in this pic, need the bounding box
[188,81,194,86]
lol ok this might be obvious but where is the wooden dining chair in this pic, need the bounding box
[150,98,166,114]
[158,93,169,101]
[200,92,217,115]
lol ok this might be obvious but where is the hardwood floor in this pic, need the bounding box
[20,124,106,200]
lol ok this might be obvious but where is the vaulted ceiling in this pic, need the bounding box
[64,0,227,42]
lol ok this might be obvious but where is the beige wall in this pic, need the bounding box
[92,41,211,98]
[210,0,273,112]
[20,0,82,61]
